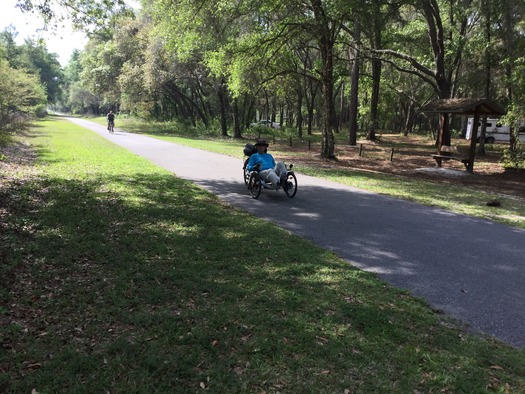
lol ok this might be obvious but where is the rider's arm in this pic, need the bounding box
[247,154,261,171]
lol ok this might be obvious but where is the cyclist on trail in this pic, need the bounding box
[107,111,115,132]
[246,138,288,190]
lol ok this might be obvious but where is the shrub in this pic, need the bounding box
[35,105,49,118]
[501,144,525,169]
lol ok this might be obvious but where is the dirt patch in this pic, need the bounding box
[0,137,38,296]
[274,135,525,199]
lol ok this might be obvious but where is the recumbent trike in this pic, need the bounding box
[242,143,298,199]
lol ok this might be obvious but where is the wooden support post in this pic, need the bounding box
[308,139,311,150]
[390,148,394,161]
[437,113,445,151]
[358,144,363,157]
[467,108,481,174]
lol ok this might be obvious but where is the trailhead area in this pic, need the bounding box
[68,117,525,349]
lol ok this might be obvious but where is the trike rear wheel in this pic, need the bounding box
[243,159,250,185]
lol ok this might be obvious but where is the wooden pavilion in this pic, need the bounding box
[420,98,507,173]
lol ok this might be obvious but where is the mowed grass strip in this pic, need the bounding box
[1,117,524,393]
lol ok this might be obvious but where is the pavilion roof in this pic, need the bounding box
[420,98,506,116]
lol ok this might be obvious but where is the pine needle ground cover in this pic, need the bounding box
[1,117,524,393]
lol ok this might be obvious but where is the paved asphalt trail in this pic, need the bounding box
[68,117,525,348]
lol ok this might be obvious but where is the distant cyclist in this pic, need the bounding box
[107,111,115,133]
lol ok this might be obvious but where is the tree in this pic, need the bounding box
[0,27,23,67]
[371,0,477,146]
[346,16,361,145]
[309,0,339,158]
[146,0,248,136]
[0,58,46,132]
[498,0,525,153]
[20,39,64,104]
[2,27,63,104]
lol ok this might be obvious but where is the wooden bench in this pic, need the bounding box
[430,145,470,168]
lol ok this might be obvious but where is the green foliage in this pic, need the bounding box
[26,0,525,151]
[0,130,12,147]
[18,39,64,103]
[0,58,47,133]
[0,30,63,104]
[1,28,65,114]
[501,144,525,170]
[15,0,130,33]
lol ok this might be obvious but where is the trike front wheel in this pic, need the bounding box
[248,172,262,199]
[284,172,297,198]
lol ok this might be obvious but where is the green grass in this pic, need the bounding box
[2,116,524,393]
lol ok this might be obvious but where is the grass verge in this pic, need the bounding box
[2,117,524,393]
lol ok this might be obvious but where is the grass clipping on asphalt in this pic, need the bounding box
[1,117,524,393]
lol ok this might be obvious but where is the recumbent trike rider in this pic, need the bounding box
[242,138,297,199]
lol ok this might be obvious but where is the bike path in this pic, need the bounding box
[68,118,525,348]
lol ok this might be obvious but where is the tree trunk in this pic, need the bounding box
[403,101,415,136]
[320,48,335,158]
[420,0,453,147]
[368,56,381,141]
[312,0,336,159]
[502,0,518,151]
[478,0,492,155]
[218,79,228,136]
[303,49,316,136]
[245,96,255,130]
[306,81,317,136]
[367,0,383,141]
[232,98,241,138]
[264,90,270,120]
[338,82,345,132]
[296,87,303,138]
[348,18,360,146]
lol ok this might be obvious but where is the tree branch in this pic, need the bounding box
[369,48,436,80]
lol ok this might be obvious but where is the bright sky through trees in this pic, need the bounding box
[0,0,88,66]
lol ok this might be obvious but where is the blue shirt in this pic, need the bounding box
[247,152,276,171]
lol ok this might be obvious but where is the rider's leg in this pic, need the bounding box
[274,161,287,177]
[274,162,288,187]
[260,169,281,188]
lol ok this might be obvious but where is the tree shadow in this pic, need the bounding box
[194,176,525,348]
[3,170,524,392]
